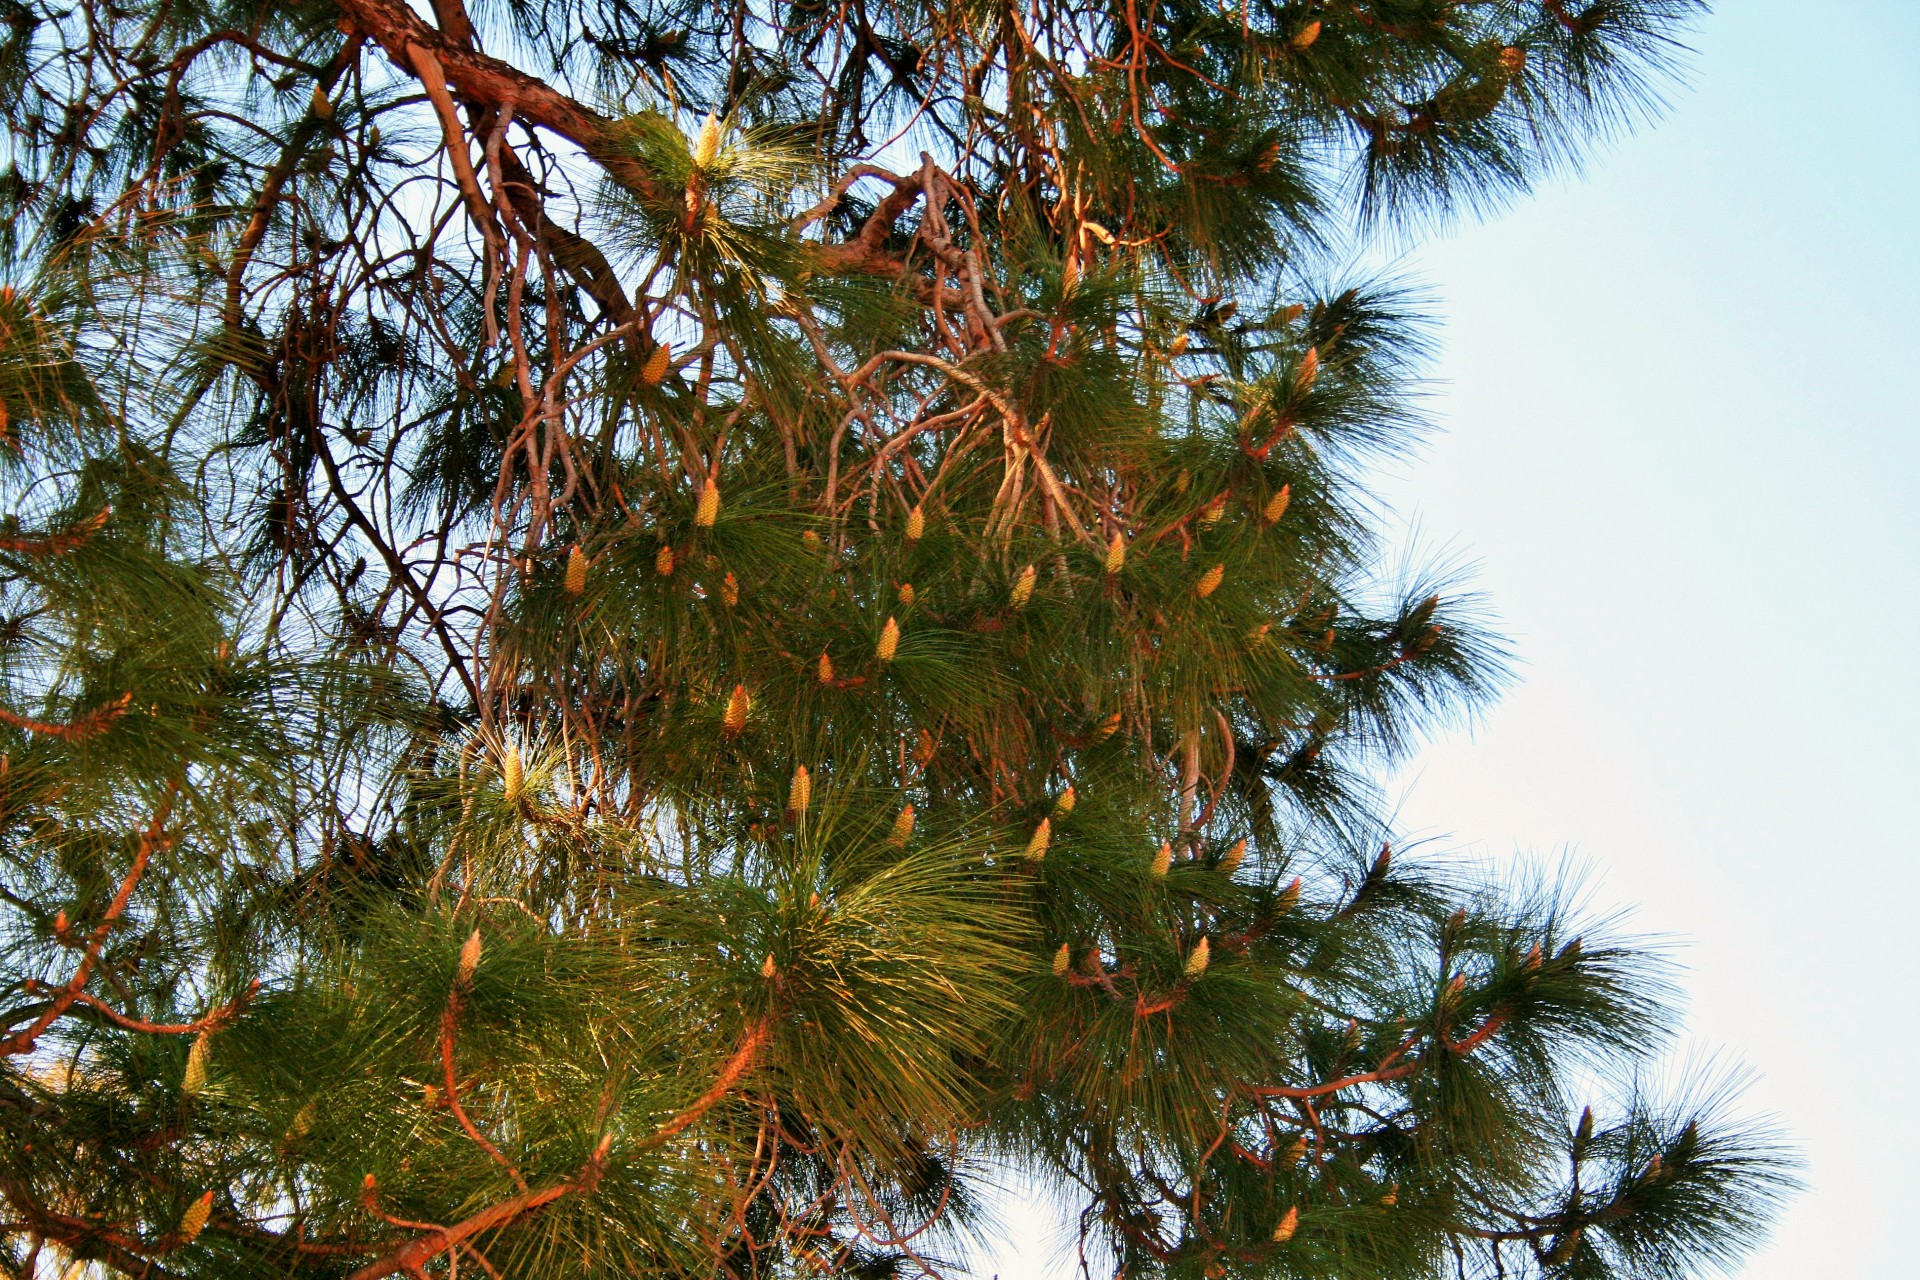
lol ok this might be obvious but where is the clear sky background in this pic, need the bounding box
[974,3,1920,1276]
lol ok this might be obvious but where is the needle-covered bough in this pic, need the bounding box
[0,0,1791,1277]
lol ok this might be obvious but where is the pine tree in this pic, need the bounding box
[0,1,1792,1278]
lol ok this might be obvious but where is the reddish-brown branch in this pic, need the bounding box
[440,992,530,1192]
[0,1188,193,1279]
[64,979,259,1035]
[1307,653,1413,682]
[1190,1100,1233,1223]
[333,0,919,277]
[225,39,363,327]
[0,507,109,556]
[1244,1008,1516,1102]
[1442,1009,1509,1056]
[639,1016,772,1146]
[408,42,507,276]
[1133,987,1188,1018]
[1,787,176,1057]
[350,1018,767,1279]
[1244,1059,1420,1100]
[0,691,132,741]
[347,1172,584,1280]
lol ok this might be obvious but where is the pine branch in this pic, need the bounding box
[0,786,176,1058]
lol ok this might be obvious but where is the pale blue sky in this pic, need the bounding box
[977,3,1919,1275]
[1376,3,1918,1273]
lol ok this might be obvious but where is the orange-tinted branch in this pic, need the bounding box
[0,691,132,741]
[1,787,176,1057]
[640,1016,772,1146]
[65,979,258,1035]
[0,507,109,556]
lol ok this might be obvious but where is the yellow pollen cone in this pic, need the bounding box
[565,544,587,595]
[641,342,673,386]
[817,652,835,684]
[1286,1134,1309,1163]
[693,112,723,168]
[761,952,778,979]
[695,483,721,527]
[1105,532,1126,575]
[1168,333,1190,357]
[1263,484,1292,525]
[1184,936,1211,979]
[656,544,676,576]
[1277,876,1302,911]
[898,581,916,606]
[1296,346,1320,393]
[1291,20,1321,49]
[1198,495,1227,528]
[1052,786,1077,818]
[877,617,900,662]
[179,1190,214,1242]
[1093,711,1122,742]
[913,729,936,767]
[905,505,925,541]
[287,1100,316,1140]
[788,765,811,814]
[1010,564,1036,608]
[1052,942,1071,976]
[890,804,916,846]
[1150,842,1172,877]
[723,684,751,737]
[1195,564,1225,598]
[1024,817,1052,861]
[1219,838,1246,875]
[183,1032,210,1095]
[721,572,740,607]
[502,747,524,803]
[1273,1205,1300,1244]
[457,929,482,985]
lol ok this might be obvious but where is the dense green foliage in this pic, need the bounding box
[0,0,1791,1277]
